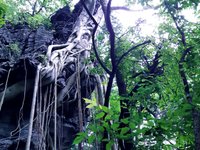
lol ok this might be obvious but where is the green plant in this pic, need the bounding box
[8,42,21,56]
[0,0,7,26]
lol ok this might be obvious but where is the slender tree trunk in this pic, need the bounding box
[192,108,200,150]
[116,69,135,150]
[167,5,200,148]
[104,73,115,107]
[179,55,200,150]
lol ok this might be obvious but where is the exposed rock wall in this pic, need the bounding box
[0,1,97,149]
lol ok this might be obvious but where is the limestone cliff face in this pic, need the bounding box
[0,1,98,149]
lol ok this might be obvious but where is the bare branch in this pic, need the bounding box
[111,2,163,12]
[103,0,117,108]
[35,6,44,15]
[31,1,37,16]
[31,0,46,16]
[164,2,186,47]
[179,47,192,103]
[105,0,116,72]
[81,0,97,25]
[179,47,192,63]
[117,40,151,65]
[170,13,186,46]
[146,107,158,118]
[111,6,132,11]
[81,0,111,74]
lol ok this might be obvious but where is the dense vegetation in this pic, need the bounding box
[0,0,199,149]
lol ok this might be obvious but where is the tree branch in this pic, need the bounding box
[171,14,186,46]
[179,47,192,103]
[105,0,116,73]
[179,47,192,63]
[81,0,97,25]
[31,0,46,16]
[31,1,37,16]
[165,2,186,47]
[103,0,116,107]
[111,3,163,12]
[117,40,151,65]
[81,0,111,74]
[111,6,132,11]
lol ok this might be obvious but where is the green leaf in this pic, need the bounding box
[111,122,120,130]
[88,124,97,132]
[84,98,97,108]
[121,118,129,124]
[83,98,92,103]
[105,114,111,120]
[147,121,154,127]
[103,122,109,129]
[76,132,87,136]
[120,127,130,135]
[129,122,136,129]
[73,136,83,144]
[97,134,103,141]
[106,141,113,150]
[97,125,105,132]
[73,135,85,145]
[88,134,95,144]
[100,105,109,113]
[95,112,105,119]
[86,104,95,108]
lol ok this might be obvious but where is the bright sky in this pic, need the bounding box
[112,0,199,36]
[112,1,161,36]
[72,0,199,36]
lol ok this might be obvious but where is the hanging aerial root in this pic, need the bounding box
[95,74,104,105]
[26,64,41,150]
[54,65,58,150]
[0,68,11,111]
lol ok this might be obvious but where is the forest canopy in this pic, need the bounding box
[0,0,200,150]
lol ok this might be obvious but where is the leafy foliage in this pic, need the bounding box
[0,0,7,26]
[2,0,70,27]
[1,0,200,149]
[73,0,200,149]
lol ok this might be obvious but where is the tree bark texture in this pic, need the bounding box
[179,50,200,150]
[116,69,135,150]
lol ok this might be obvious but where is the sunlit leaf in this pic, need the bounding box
[95,112,105,119]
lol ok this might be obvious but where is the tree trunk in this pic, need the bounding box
[116,69,135,150]
[179,53,200,150]
[192,108,200,150]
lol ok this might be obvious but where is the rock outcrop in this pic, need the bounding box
[0,1,97,149]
